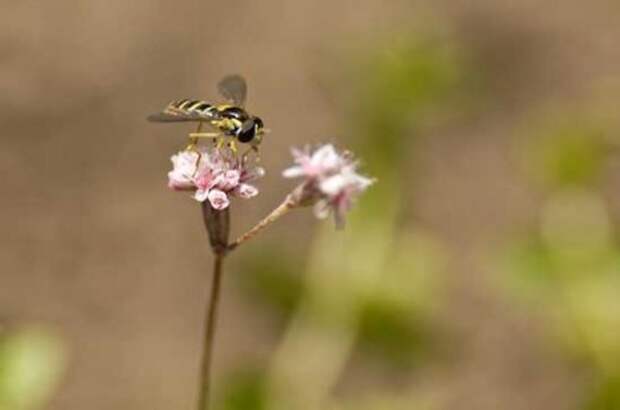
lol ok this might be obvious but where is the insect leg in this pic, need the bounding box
[241,145,260,164]
[228,140,238,154]
[216,138,226,150]
[189,132,222,139]
[186,121,204,150]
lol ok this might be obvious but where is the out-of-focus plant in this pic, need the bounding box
[0,326,66,410]
[501,115,620,409]
[241,31,478,410]
[520,118,610,189]
[236,248,306,325]
[216,366,268,410]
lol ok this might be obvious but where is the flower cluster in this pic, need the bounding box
[168,147,264,210]
[283,144,375,227]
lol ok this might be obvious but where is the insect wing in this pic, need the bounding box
[217,74,247,106]
[147,112,199,122]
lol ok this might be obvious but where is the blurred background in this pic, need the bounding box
[2,1,620,409]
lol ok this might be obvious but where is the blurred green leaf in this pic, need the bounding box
[500,235,555,293]
[586,375,620,410]
[348,36,469,170]
[354,232,444,368]
[523,121,608,188]
[236,248,305,322]
[0,327,65,410]
[333,392,439,410]
[356,296,432,368]
[217,366,267,410]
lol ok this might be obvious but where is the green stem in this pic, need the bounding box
[229,194,298,250]
[197,253,225,410]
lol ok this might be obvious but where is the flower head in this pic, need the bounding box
[283,144,374,227]
[167,147,264,210]
[282,144,346,179]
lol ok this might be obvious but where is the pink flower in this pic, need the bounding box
[167,147,264,210]
[283,144,374,227]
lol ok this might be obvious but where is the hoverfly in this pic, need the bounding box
[148,75,265,154]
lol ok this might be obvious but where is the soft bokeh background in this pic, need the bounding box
[2,1,620,409]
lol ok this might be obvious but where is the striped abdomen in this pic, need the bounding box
[167,99,218,118]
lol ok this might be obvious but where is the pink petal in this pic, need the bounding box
[214,170,240,190]
[207,189,230,210]
[333,208,346,230]
[194,170,215,190]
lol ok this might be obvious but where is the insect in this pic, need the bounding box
[148,75,265,154]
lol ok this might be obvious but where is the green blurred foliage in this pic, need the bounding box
[587,376,620,410]
[331,32,455,371]
[502,115,620,409]
[257,31,461,409]
[356,297,431,368]
[521,119,610,189]
[0,327,65,410]
[351,41,460,166]
[352,231,445,369]
[236,248,305,325]
[217,366,267,410]
[233,27,500,409]
[344,33,477,173]
[238,32,457,384]
[333,393,438,410]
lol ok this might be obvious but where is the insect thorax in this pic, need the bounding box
[214,105,249,134]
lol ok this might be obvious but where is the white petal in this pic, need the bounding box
[348,175,373,193]
[243,167,265,181]
[169,150,201,185]
[168,178,195,190]
[319,174,348,196]
[236,183,259,198]
[194,188,210,202]
[207,189,230,210]
[290,146,310,161]
[282,166,305,178]
[313,200,331,219]
[310,144,341,169]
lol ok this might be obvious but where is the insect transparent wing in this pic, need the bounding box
[217,74,247,106]
[147,112,200,122]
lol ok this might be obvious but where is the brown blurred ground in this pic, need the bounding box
[2,1,620,409]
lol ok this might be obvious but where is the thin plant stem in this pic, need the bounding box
[197,252,225,410]
[196,187,302,407]
[229,194,298,250]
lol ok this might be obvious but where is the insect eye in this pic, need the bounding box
[254,117,264,129]
[237,122,256,143]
